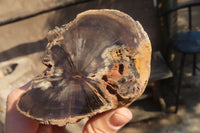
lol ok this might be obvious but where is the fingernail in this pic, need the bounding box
[19,82,31,90]
[109,108,132,128]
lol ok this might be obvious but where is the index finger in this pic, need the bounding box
[5,82,40,133]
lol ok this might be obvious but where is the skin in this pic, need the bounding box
[5,82,132,133]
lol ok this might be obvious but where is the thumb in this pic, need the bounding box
[83,107,132,133]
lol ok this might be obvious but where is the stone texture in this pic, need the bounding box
[0,0,88,25]
[0,57,34,130]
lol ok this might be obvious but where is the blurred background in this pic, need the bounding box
[0,0,200,132]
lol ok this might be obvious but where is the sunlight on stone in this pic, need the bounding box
[194,103,200,114]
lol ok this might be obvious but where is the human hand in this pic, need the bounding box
[5,82,132,133]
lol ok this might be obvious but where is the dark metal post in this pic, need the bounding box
[175,53,186,113]
[193,54,196,76]
[188,6,192,31]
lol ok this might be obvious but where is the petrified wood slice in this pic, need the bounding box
[17,9,151,126]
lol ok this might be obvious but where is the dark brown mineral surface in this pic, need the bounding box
[17,9,151,126]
